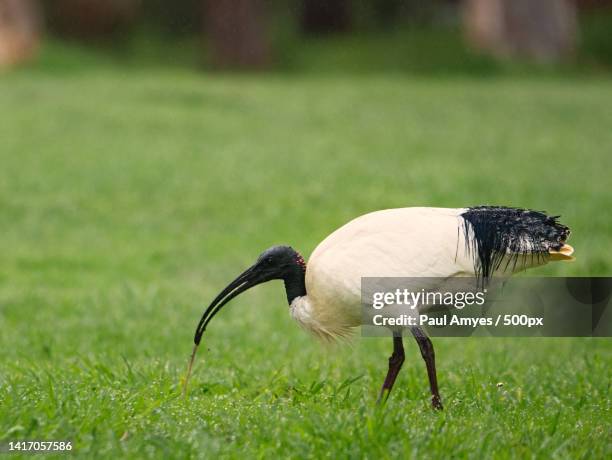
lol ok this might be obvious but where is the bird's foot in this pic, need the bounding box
[431,395,443,410]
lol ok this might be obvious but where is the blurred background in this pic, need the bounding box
[1,2,611,456]
[1,0,611,73]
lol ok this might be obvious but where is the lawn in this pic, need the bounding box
[0,57,611,458]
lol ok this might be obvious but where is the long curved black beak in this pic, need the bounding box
[183,262,271,396]
[193,263,266,345]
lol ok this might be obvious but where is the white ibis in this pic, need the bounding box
[185,206,574,409]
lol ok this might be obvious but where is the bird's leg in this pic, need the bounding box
[377,333,404,404]
[410,327,443,410]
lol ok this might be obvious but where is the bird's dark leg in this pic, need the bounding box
[377,332,404,404]
[410,326,443,410]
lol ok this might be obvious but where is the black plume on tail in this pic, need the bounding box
[461,206,570,281]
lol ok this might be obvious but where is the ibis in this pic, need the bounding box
[185,206,573,409]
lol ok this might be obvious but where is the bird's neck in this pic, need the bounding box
[284,267,306,305]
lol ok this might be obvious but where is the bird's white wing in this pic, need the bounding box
[308,207,471,279]
[304,208,474,329]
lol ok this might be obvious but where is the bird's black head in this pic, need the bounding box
[193,245,306,345]
[255,245,306,282]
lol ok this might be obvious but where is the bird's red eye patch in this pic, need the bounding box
[295,254,306,269]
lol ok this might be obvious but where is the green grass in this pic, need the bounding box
[1,56,611,458]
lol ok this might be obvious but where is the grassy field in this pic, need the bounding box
[1,57,611,458]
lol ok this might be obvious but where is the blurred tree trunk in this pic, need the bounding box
[462,0,577,61]
[0,0,41,68]
[301,0,351,34]
[205,0,271,69]
[47,0,140,39]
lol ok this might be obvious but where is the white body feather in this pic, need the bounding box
[290,207,552,340]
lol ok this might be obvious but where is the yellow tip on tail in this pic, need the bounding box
[549,244,575,261]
